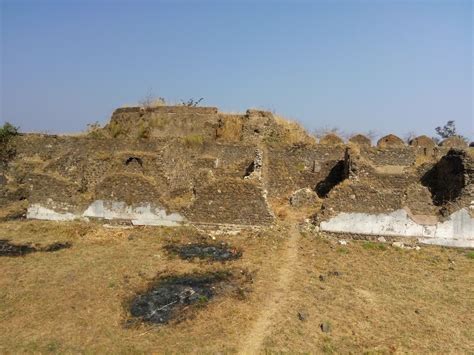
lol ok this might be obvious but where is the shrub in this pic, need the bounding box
[139,93,166,109]
[0,122,19,144]
[86,121,105,138]
[180,98,203,107]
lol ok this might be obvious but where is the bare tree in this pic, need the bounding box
[139,90,166,108]
[180,98,204,107]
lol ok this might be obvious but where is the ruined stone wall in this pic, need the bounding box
[1,105,472,247]
[317,147,474,248]
[185,178,274,225]
[266,145,346,198]
[2,132,274,226]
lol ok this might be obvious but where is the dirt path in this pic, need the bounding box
[238,224,300,354]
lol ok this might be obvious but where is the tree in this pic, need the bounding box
[0,122,19,144]
[435,120,457,139]
[433,120,467,143]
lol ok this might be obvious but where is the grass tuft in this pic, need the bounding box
[362,241,387,251]
[183,134,204,146]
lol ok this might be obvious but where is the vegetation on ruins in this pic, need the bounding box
[180,98,204,107]
[86,121,104,138]
[0,122,19,144]
[433,120,468,143]
[138,91,204,109]
[139,92,166,109]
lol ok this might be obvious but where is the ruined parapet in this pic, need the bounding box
[241,109,314,145]
[363,147,416,167]
[104,106,314,146]
[106,105,221,140]
[349,134,371,148]
[409,135,436,148]
[377,134,405,148]
[319,133,344,145]
[409,135,438,160]
[440,136,468,149]
[366,135,413,167]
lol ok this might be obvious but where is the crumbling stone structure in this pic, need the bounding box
[1,105,472,247]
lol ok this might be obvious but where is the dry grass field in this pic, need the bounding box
[0,219,473,353]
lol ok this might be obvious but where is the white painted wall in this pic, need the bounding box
[27,200,186,227]
[320,208,474,248]
[27,204,77,221]
[83,200,185,226]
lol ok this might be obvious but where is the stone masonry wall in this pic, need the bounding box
[1,105,473,247]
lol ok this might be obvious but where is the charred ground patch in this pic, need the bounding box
[129,270,249,325]
[164,242,242,262]
[0,239,71,257]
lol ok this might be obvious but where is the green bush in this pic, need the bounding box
[0,122,19,143]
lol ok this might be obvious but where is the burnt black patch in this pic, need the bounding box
[0,239,72,257]
[0,239,36,256]
[164,243,242,262]
[129,272,230,325]
[42,242,72,252]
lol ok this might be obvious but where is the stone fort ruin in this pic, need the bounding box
[1,105,472,247]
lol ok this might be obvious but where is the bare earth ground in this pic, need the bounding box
[0,219,473,354]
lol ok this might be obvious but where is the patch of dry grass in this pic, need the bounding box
[260,232,474,353]
[215,115,243,142]
[0,220,472,353]
[182,134,204,146]
[273,114,316,145]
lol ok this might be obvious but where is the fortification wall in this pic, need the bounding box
[1,105,472,247]
[316,148,474,248]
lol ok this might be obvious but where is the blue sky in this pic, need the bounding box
[1,0,473,140]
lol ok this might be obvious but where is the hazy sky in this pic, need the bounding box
[1,0,473,140]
